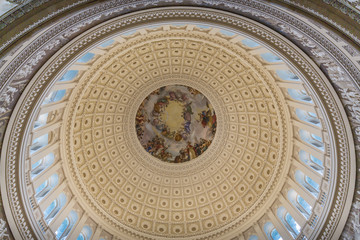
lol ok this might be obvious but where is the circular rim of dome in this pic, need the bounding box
[61,26,291,238]
[0,5,355,240]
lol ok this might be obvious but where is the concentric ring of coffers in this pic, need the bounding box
[63,25,290,238]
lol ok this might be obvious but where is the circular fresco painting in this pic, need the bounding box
[136,85,217,163]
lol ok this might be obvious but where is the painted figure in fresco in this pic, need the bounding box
[173,138,212,162]
[188,87,201,95]
[180,92,188,102]
[184,102,193,115]
[161,126,175,139]
[198,108,217,134]
[153,96,169,113]
[182,102,193,134]
[211,112,217,134]
[199,109,211,128]
[187,141,197,160]
[152,88,162,96]
[143,135,172,161]
[135,102,148,139]
[169,91,176,100]
[153,119,165,132]
[136,85,217,163]
[175,133,183,141]
[184,121,191,134]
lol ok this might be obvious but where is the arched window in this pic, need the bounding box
[271,229,283,240]
[196,24,210,29]
[285,212,300,237]
[30,133,49,154]
[288,89,312,103]
[248,235,259,240]
[297,194,312,217]
[299,150,324,175]
[219,29,236,36]
[55,210,78,239]
[34,113,49,129]
[260,52,282,63]
[31,153,55,179]
[59,70,78,82]
[264,222,283,240]
[122,29,137,36]
[295,170,320,197]
[299,129,324,151]
[77,225,93,240]
[275,70,300,81]
[35,173,59,201]
[77,52,95,63]
[56,218,69,239]
[43,193,67,224]
[277,207,301,238]
[241,38,261,48]
[99,39,115,48]
[287,189,312,219]
[42,89,67,105]
[295,109,321,126]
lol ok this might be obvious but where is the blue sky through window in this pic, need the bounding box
[297,195,312,215]
[55,218,69,239]
[305,176,320,192]
[34,113,49,129]
[311,134,322,142]
[77,234,85,240]
[310,155,323,167]
[308,112,317,118]
[53,90,66,102]
[32,159,42,170]
[35,182,47,195]
[30,133,49,154]
[43,200,56,219]
[241,39,260,47]
[285,213,300,236]
[248,235,258,240]
[196,24,210,29]
[31,153,55,179]
[288,89,312,103]
[76,53,95,63]
[271,229,283,240]
[60,70,78,82]
[219,29,236,36]
[122,30,137,36]
[77,226,92,240]
[99,39,115,47]
[42,89,66,105]
[260,52,282,63]
[275,70,299,81]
